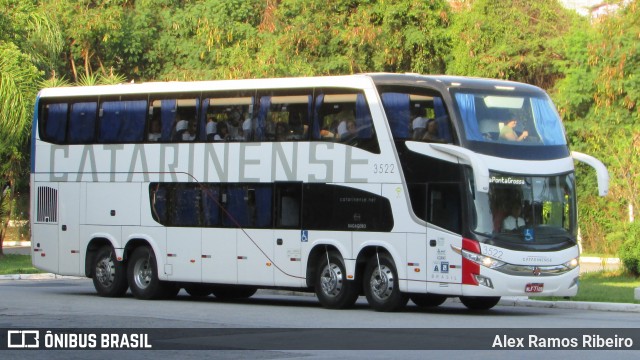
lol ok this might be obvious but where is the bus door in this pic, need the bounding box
[425,184,463,292]
[272,183,304,287]
[58,182,81,275]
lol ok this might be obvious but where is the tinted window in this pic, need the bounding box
[302,184,393,231]
[99,99,147,143]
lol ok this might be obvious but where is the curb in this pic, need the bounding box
[498,297,640,313]
[0,273,83,281]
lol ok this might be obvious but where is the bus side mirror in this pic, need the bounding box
[571,151,609,197]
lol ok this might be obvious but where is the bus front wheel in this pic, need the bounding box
[364,253,408,312]
[459,296,501,310]
[92,246,128,297]
[127,246,172,300]
[314,251,359,309]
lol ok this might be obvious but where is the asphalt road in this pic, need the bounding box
[0,277,639,360]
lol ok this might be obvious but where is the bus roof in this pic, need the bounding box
[36,75,377,99]
[36,73,545,99]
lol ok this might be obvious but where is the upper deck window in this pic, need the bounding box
[378,87,454,144]
[453,90,566,146]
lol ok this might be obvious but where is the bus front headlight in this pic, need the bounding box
[452,246,506,269]
[564,257,579,270]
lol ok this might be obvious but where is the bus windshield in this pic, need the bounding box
[471,172,577,245]
[452,90,566,146]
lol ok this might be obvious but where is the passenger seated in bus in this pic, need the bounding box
[242,114,252,141]
[411,110,428,140]
[499,118,528,142]
[338,120,358,142]
[421,119,445,143]
[276,122,290,141]
[148,120,161,141]
[173,120,189,141]
[214,122,229,141]
[502,203,526,231]
[206,117,217,141]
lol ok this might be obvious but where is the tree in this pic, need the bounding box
[553,0,640,258]
[447,0,580,88]
[0,0,61,256]
[255,0,451,77]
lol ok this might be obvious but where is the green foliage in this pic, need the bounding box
[447,0,580,88]
[0,42,40,148]
[619,222,640,276]
[553,1,640,255]
[257,0,451,77]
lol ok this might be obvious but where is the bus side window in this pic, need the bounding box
[202,92,255,142]
[428,184,461,233]
[42,103,68,143]
[99,99,147,143]
[202,185,221,226]
[312,90,379,153]
[276,183,302,228]
[68,102,97,143]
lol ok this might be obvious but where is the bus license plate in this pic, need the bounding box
[525,283,544,293]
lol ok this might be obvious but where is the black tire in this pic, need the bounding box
[91,246,128,297]
[127,246,172,300]
[184,284,212,298]
[211,286,257,300]
[410,294,447,308]
[314,251,359,309]
[363,253,408,312]
[459,296,501,310]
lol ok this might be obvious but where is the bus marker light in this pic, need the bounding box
[190,259,195,263]
[266,262,271,266]
[117,257,122,261]
[41,253,45,257]
[347,275,353,279]
[414,268,420,273]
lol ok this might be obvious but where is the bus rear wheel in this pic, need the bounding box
[314,251,359,309]
[92,246,128,297]
[459,296,501,310]
[363,253,408,312]
[127,246,173,300]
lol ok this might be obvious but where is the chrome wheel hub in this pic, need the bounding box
[369,264,394,301]
[320,263,343,297]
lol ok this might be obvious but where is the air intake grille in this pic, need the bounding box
[36,186,58,223]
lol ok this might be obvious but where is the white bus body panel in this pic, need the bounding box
[426,228,463,296]
[166,228,202,282]
[273,229,305,287]
[85,183,142,226]
[237,229,274,286]
[406,233,427,293]
[201,228,237,284]
[31,224,59,274]
[57,182,81,276]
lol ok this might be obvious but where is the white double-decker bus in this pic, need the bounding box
[30,74,608,311]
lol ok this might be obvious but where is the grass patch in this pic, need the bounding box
[536,270,640,304]
[0,254,43,275]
